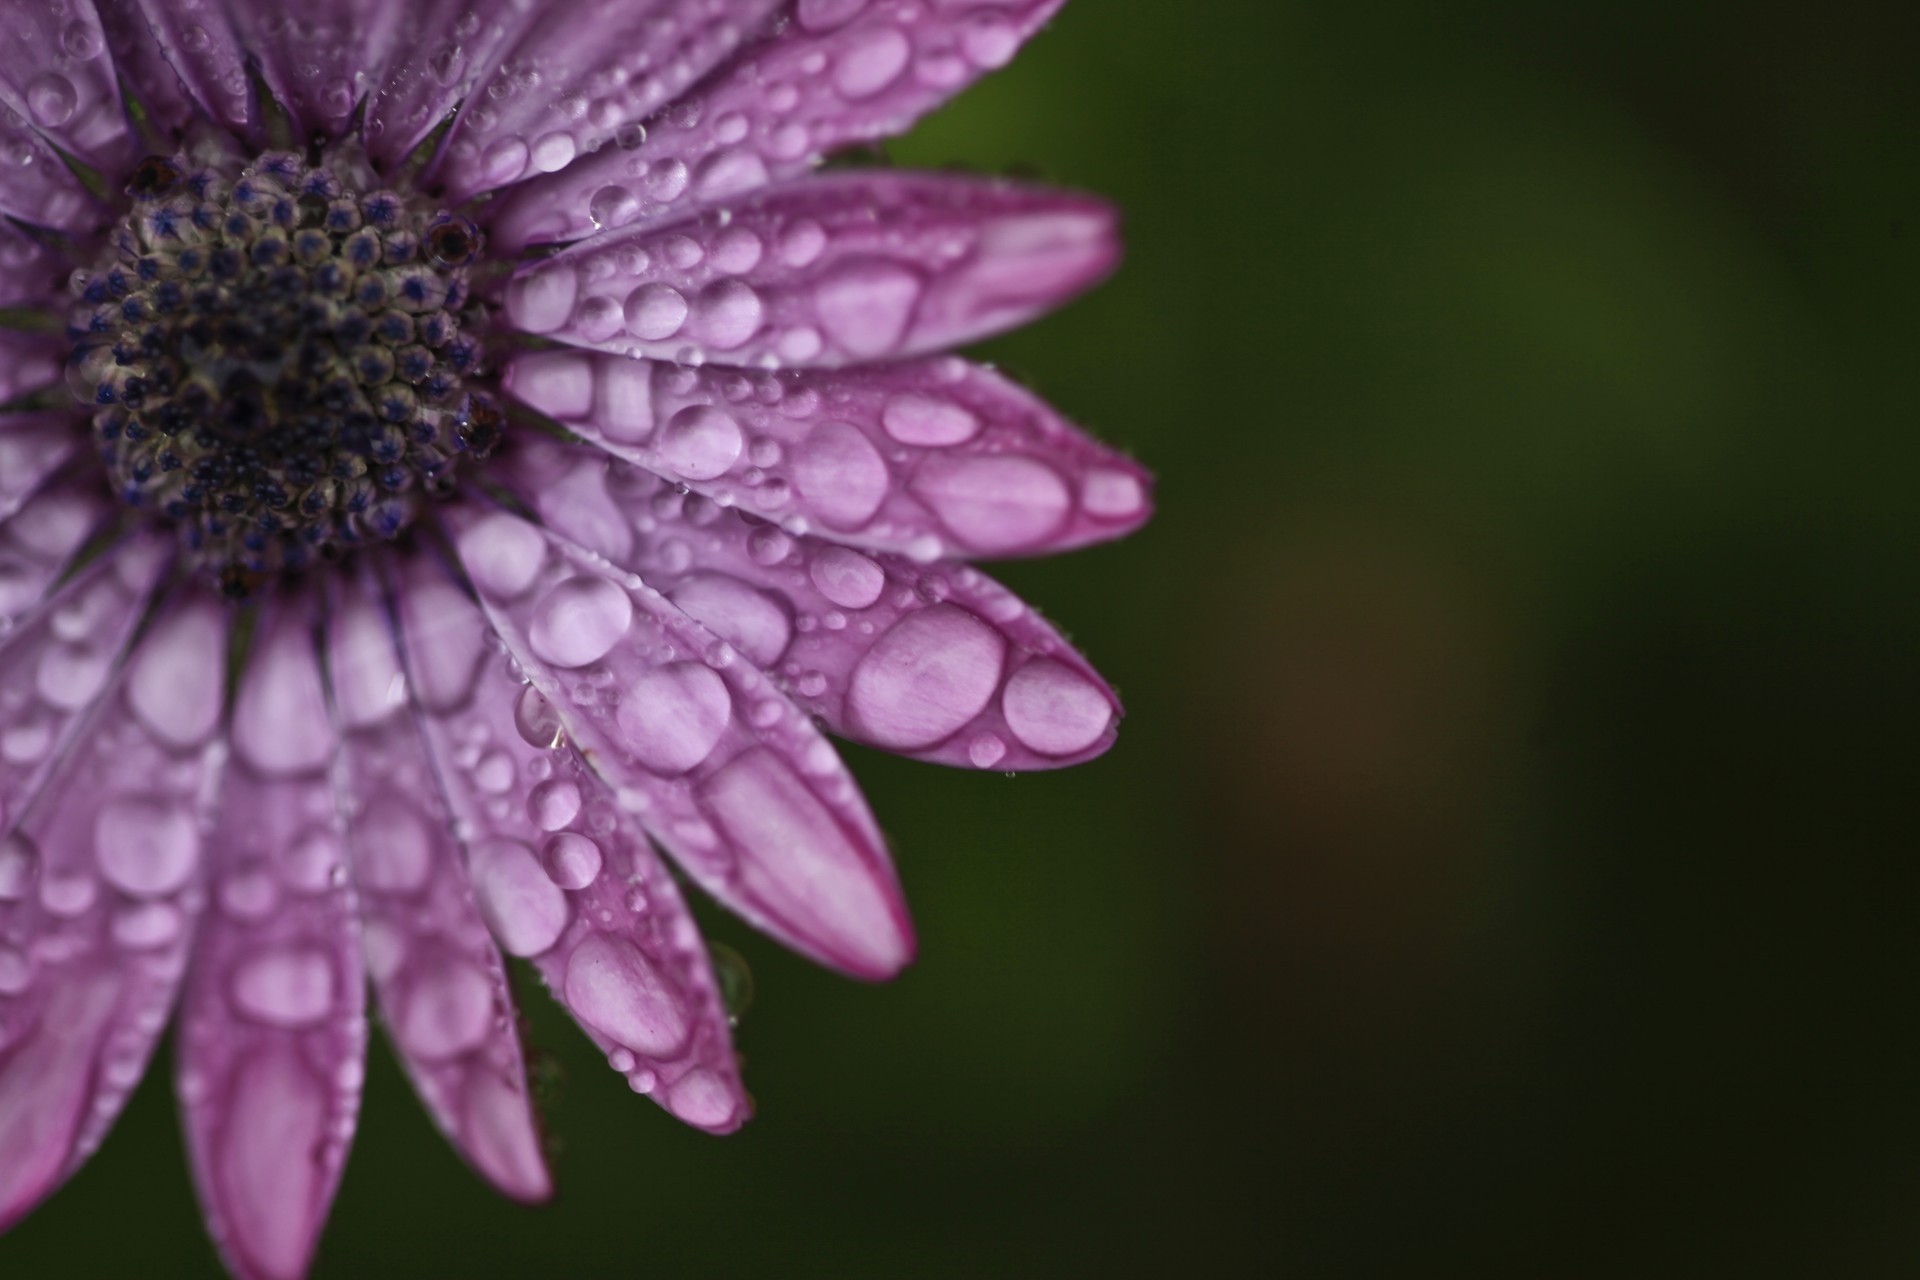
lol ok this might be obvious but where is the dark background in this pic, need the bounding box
[7,0,1918,1274]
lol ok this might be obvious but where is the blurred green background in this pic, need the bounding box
[8,0,1918,1274]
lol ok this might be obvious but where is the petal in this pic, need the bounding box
[383,554,750,1130]
[322,573,551,1200]
[496,439,1122,770]
[94,0,204,136]
[223,2,403,141]
[0,549,215,1234]
[106,0,255,138]
[489,0,1070,249]
[430,0,784,201]
[0,0,134,168]
[362,2,535,172]
[0,333,63,404]
[0,471,114,634]
[504,350,1152,559]
[0,222,66,308]
[437,507,916,979]
[177,596,365,1280]
[502,173,1118,369]
[0,115,102,233]
[0,530,170,826]
[0,414,82,526]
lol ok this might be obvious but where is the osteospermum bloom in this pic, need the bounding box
[0,1,1148,1276]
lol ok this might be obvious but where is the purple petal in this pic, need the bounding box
[0,548,218,1233]
[504,350,1151,559]
[93,0,202,136]
[431,0,783,201]
[0,0,134,168]
[105,0,254,138]
[362,2,535,172]
[0,531,170,826]
[0,334,63,404]
[322,573,551,1199]
[224,2,403,141]
[0,415,82,525]
[0,471,114,632]
[0,222,64,307]
[0,116,101,233]
[494,438,1122,770]
[383,553,750,1129]
[489,0,1069,249]
[178,597,364,1280]
[502,173,1118,369]
[437,505,915,979]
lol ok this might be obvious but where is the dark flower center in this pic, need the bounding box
[66,145,500,596]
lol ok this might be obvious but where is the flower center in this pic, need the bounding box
[66,145,501,596]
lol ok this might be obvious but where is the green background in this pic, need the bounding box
[7,0,1917,1274]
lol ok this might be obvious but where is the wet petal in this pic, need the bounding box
[0,415,81,526]
[497,441,1121,770]
[504,351,1151,559]
[177,596,364,1280]
[0,0,133,168]
[502,173,1118,369]
[106,0,254,138]
[0,558,218,1233]
[438,507,915,978]
[0,470,114,636]
[224,2,403,141]
[0,222,64,308]
[363,1,534,172]
[0,333,63,404]
[432,0,783,201]
[0,531,170,824]
[322,572,550,1200]
[384,553,751,1129]
[0,115,102,233]
[490,0,1070,248]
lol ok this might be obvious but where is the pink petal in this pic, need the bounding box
[0,531,171,825]
[0,471,114,633]
[431,0,784,201]
[383,553,751,1129]
[437,505,915,979]
[322,572,551,1199]
[0,415,82,525]
[178,596,365,1280]
[0,549,218,1233]
[495,438,1124,770]
[223,1,407,141]
[489,0,1069,249]
[504,350,1152,559]
[106,0,254,138]
[0,0,134,168]
[501,173,1118,369]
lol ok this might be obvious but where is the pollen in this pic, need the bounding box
[66,146,499,595]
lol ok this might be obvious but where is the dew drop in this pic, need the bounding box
[26,74,77,128]
[542,831,603,890]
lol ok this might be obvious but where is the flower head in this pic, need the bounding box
[0,2,1148,1276]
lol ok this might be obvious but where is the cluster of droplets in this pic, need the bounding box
[64,145,500,595]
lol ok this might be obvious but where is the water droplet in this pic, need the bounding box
[667,574,793,668]
[395,955,494,1059]
[882,392,980,447]
[111,901,183,949]
[528,779,582,832]
[624,282,688,339]
[658,405,743,481]
[814,259,922,358]
[1082,466,1146,520]
[690,280,763,351]
[968,732,1008,768]
[26,74,77,127]
[0,832,36,901]
[231,946,337,1028]
[910,455,1070,552]
[530,131,576,173]
[514,684,568,750]
[529,576,634,668]
[0,946,30,994]
[61,21,103,59]
[481,135,530,184]
[833,26,911,98]
[615,662,732,775]
[809,546,885,610]
[589,185,639,231]
[95,797,200,898]
[563,933,689,1055]
[352,794,435,894]
[708,941,754,1023]
[847,605,1004,749]
[1001,660,1112,756]
[542,832,603,890]
[470,838,569,956]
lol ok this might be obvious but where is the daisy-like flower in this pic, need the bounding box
[0,1,1149,1276]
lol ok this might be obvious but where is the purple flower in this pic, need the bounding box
[0,1,1148,1275]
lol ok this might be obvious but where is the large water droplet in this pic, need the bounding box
[658,405,743,481]
[1001,660,1111,756]
[615,661,732,775]
[846,605,1003,749]
[470,838,569,957]
[542,832,603,890]
[26,74,77,127]
[231,946,337,1028]
[95,797,200,898]
[529,576,634,668]
[562,933,689,1055]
